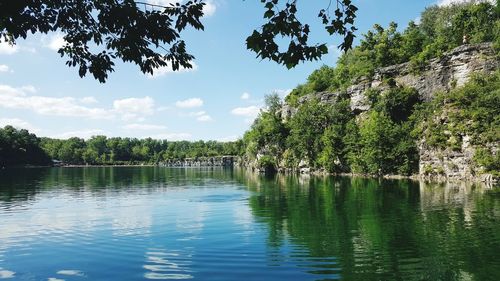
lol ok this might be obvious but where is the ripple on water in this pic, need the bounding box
[144,273,193,280]
[190,193,247,203]
[144,249,193,280]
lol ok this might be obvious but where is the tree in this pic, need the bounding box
[358,111,398,175]
[247,0,358,68]
[0,126,50,167]
[0,0,358,82]
[287,99,333,166]
[243,93,288,159]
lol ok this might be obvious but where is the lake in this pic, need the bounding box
[0,167,499,280]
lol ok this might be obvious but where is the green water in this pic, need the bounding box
[0,167,499,280]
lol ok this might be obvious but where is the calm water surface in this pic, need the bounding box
[0,167,499,280]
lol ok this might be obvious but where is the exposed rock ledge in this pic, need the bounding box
[278,43,499,183]
[281,42,499,120]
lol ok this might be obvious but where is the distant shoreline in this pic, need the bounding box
[1,164,159,169]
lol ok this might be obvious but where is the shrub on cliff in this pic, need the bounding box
[285,1,499,104]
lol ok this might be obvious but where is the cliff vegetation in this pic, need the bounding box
[242,1,500,181]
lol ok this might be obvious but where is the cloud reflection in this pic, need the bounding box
[0,269,15,279]
[56,270,84,276]
[143,249,193,280]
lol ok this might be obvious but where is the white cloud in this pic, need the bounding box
[0,64,10,72]
[123,123,167,130]
[241,92,250,100]
[196,114,213,122]
[175,98,203,108]
[273,89,292,98]
[147,0,177,6]
[0,41,18,55]
[203,1,217,17]
[113,96,155,120]
[0,84,25,96]
[146,0,216,17]
[0,118,40,133]
[217,135,239,142]
[80,96,98,104]
[148,132,192,141]
[231,105,261,124]
[45,33,66,51]
[230,105,261,117]
[0,86,154,122]
[0,84,112,119]
[52,129,106,139]
[20,85,36,93]
[437,0,494,6]
[157,106,172,112]
[190,111,206,116]
[183,110,212,122]
[148,61,198,78]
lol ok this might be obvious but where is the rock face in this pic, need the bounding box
[419,135,499,183]
[279,43,499,182]
[419,136,477,181]
[281,43,498,119]
[374,42,498,101]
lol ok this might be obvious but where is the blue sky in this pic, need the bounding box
[0,0,454,141]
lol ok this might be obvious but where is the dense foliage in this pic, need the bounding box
[245,71,498,176]
[40,136,243,165]
[0,126,51,167]
[248,0,357,68]
[1,0,359,81]
[244,85,422,175]
[0,0,206,82]
[0,127,243,167]
[285,1,500,106]
[244,2,499,176]
[1,2,498,175]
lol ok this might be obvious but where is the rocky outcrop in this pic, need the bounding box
[281,43,498,120]
[419,136,476,181]
[374,42,498,101]
[419,136,499,184]
[278,43,499,182]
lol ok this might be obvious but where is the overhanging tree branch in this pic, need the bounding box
[0,0,358,82]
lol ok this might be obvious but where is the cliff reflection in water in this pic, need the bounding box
[237,171,500,281]
[0,167,498,281]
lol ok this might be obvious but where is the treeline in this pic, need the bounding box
[0,126,51,167]
[243,2,500,176]
[0,128,243,167]
[286,1,499,105]
[40,137,243,165]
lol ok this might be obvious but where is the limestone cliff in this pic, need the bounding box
[282,43,498,119]
[278,43,499,182]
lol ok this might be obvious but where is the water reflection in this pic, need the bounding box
[239,172,500,281]
[0,268,15,279]
[56,270,84,276]
[0,167,498,280]
[144,249,193,280]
